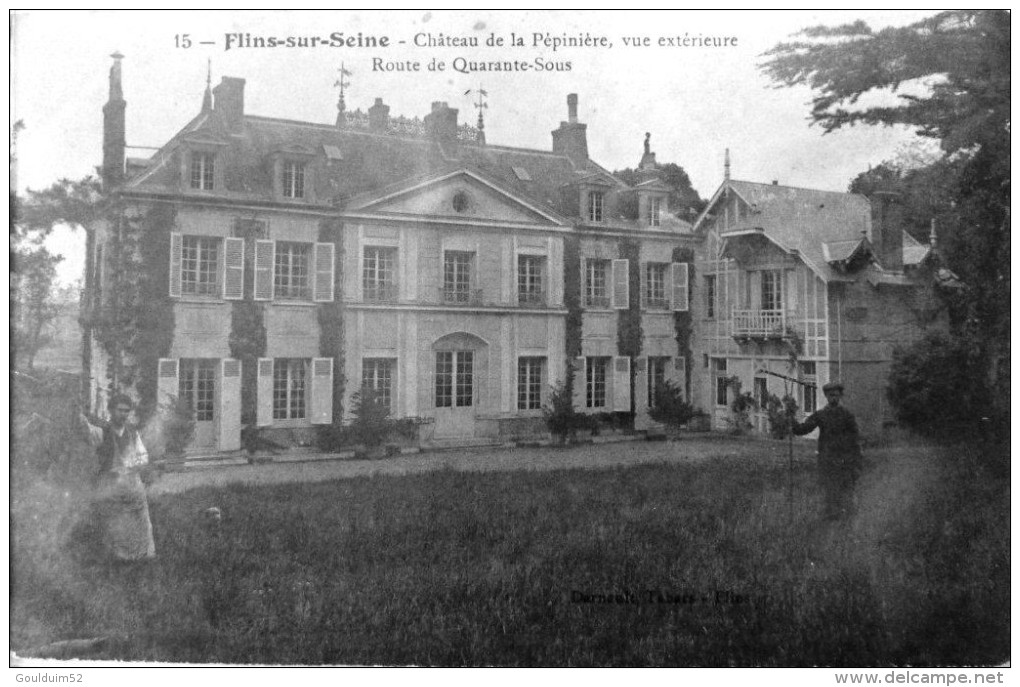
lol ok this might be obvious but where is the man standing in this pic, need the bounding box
[79,393,156,562]
[792,381,863,520]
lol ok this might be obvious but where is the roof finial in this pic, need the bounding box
[108,51,124,102]
[201,58,213,113]
[724,148,731,181]
[644,132,651,156]
[335,62,351,127]
[465,85,488,145]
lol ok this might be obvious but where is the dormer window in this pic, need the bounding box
[647,196,662,227]
[588,190,604,223]
[191,152,215,190]
[283,161,305,199]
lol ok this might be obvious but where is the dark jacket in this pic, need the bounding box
[792,405,862,465]
[96,424,140,475]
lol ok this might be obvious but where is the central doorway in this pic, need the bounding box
[179,358,217,450]
[432,333,487,439]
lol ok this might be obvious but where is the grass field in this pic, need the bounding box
[10,442,1009,666]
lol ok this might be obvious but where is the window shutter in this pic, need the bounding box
[613,356,631,412]
[313,242,335,302]
[169,233,183,298]
[572,357,586,411]
[218,359,242,450]
[254,240,275,301]
[257,358,274,426]
[157,358,179,411]
[310,357,334,424]
[634,356,649,416]
[223,237,245,300]
[671,262,689,312]
[639,263,648,310]
[671,357,686,399]
[612,259,629,310]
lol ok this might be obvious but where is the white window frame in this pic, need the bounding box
[517,356,545,411]
[588,190,604,223]
[647,196,662,227]
[283,161,305,199]
[274,241,312,300]
[362,357,396,414]
[273,358,308,421]
[190,152,215,191]
[180,235,221,297]
[362,245,399,302]
[584,258,610,309]
[586,356,610,409]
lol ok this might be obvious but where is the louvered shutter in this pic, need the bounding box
[634,356,649,416]
[157,358,179,411]
[310,357,334,424]
[572,357,587,411]
[612,356,631,412]
[257,358,274,426]
[313,243,335,302]
[639,263,648,310]
[218,358,242,450]
[612,259,629,310]
[223,237,245,300]
[169,233,183,298]
[671,357,687,400]
[671,262,689,312]
[254,240,275,301]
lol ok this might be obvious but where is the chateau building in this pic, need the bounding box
[85,56,696,453]
[84,56,946,453]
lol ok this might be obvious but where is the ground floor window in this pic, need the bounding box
[648,356,670,408]
[436,351,473,408]
[586,356,610,409]
[517,357,545,410]
[273,358,307,420]
[713,358,728,407]
[179,359,216,421]
[800,361,817,413]
[362,358,395,412]
[754,376,769,408]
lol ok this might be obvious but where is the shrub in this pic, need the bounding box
[887,332,992,443]
[764,392,799,439]
[543,380,585,444]
[348,385,393,449]
[725,376,757,434]
[648,380,697,430]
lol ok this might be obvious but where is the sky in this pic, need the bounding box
[11,9,939,285]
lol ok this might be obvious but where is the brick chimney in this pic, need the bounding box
[871,190,904,271]
[552,93,588,165]
[369,97,390,132]
[213,77,246,132]
[101,52,126,190]
[424,101,458,143]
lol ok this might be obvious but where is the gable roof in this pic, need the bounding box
[699,179,873,282]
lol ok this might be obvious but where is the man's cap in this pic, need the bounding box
[822,381,844,393]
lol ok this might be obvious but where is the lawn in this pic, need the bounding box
[10,442,1009,666]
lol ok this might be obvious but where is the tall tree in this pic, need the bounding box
[762,11,1009,442]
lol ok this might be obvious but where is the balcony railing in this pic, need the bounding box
[363,283,399,303]
[518,289,547,307]
[441,287,484,306]
[731,308,786,338]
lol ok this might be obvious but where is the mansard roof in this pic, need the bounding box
[124,106,622,219]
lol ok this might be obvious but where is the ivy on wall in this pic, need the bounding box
[672,246,695,400]
[228,219,268,427]
[317,219,346,427]
[91,203,176,422]
[562,235,583,397]
[618,239,643,416]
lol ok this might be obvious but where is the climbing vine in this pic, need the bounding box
[672,246,695,399]
[317,218,346,428]
[92,202,176,421]
[618,239,642,416]
[228,218,268,427]
[562,235,583,398]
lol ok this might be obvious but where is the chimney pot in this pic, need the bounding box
[772,180,778,185]
[567,93,578,123]
[369,97,390,132]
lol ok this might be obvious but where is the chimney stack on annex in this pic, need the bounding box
[552,93,588,165]
[102,52,126,190]
[369,97,391,132]
[871,189,904,272]
[212,77,246,132]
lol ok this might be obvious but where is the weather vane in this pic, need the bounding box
[465,85,488,143]
[335,62,352,123]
